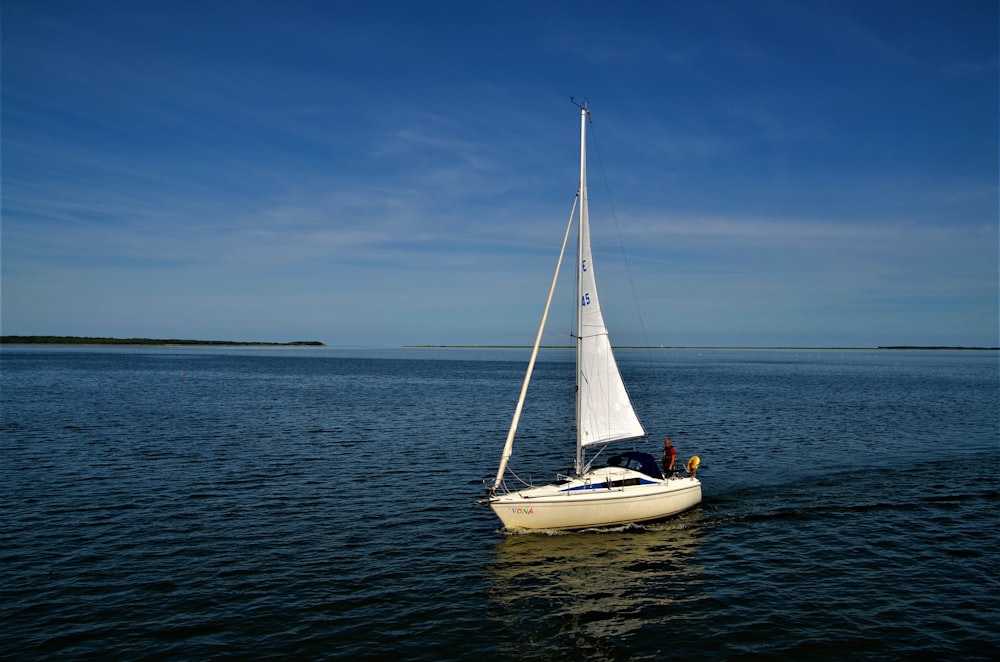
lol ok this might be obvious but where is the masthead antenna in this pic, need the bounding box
[569,96,592,121]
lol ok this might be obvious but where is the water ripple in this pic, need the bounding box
[2,348,997,660]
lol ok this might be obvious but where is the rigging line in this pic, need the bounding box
[491,193,578,494]
[588,118,652,352]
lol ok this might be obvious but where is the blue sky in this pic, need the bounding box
[3,0,997,347]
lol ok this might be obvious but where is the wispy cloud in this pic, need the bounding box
[2,2,996,346]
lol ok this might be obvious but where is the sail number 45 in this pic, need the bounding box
[581,292,591,307]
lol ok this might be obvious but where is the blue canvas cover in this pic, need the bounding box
[606,451,663,479]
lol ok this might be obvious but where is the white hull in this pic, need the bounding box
[489,466,702,531]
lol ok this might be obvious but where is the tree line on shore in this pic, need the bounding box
[0,336,324,346]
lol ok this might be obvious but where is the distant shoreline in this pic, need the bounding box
[403,345,999,351]
[0,336,325,347]
[1,337,993,350]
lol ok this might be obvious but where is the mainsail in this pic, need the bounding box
[575,107,646,452]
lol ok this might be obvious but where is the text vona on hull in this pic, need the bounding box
[511,507,534,515]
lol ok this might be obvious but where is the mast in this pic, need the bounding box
[575,102,589,475]
[572,100,645,468]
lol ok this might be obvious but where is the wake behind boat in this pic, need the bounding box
[484,101,702,532]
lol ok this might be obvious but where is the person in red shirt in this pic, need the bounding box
[662,438,677,477]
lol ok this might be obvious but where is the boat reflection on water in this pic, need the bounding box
[486,509,706,658]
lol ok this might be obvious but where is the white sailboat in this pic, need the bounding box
[485,102,702,531]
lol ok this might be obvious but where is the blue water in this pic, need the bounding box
[2,346,997,660]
